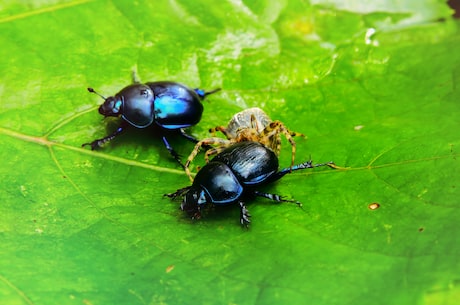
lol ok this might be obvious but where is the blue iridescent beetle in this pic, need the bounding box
[82,81,220,167]
[166,141,336,227]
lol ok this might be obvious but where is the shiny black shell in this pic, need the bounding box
[211,141,279,185]
[147,81,204,129]
[116,84,155,128]
[103,81,205,129]
[192,162,243,205]
[192,142,279,204]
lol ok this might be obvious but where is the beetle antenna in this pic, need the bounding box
[87,87,107,100]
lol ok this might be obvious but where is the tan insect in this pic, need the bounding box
[184,107,304,181]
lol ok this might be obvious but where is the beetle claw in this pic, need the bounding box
[239,201,251,227]
[162,136,186,168]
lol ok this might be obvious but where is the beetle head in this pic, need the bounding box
[98,96,123,117]
[181,186,208,219]
[87,87,122,118]
[183,186,207,207]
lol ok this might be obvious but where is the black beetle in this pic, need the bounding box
[166,141,335,226]
[82,81,220,167]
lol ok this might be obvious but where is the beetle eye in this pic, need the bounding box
[113,100,122,113]
[140,89,148,97]
[197,191,207,205]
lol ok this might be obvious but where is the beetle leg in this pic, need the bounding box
[164,186,191,200]
[179,128,200,143]
[268,160,336,183]
[81,122,127,150]
[253,191,301,206]
[239,201,251,227]
[162,136,185,168]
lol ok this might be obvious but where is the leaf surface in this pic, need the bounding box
[1,1,459,304]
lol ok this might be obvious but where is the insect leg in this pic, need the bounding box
[179,128,200,143]
[254,191,301,206]
[209,125,232,139]
[184,137,231,181]
[164,186,191,200]
[82,121,128,150]
[268,160,336,182]
[239,201,251,227]
[162,136,184,168]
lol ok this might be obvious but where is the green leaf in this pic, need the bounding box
[1,1,459,304]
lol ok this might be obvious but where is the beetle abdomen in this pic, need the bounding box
[153,95,203,129]
[147,81,204,129]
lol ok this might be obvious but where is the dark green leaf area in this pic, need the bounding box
[1,1,460,305]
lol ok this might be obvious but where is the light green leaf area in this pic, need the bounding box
[1,1,459,304]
